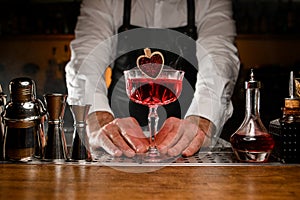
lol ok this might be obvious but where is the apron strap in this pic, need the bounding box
[122,0,131,29]
[187,0,195,28]
[122,0,196,31]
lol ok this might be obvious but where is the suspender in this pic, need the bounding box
[187,0,195,28]
[122,0,131,28]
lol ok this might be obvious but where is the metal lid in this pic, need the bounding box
[9,77,36,102]
[245,69,261,89]
[2,78,46,127]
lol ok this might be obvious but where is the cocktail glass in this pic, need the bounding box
[124,68,184,162]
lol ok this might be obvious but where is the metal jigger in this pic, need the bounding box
[69,105,92,161]
[0,84,7,161]
[43,93,68,162]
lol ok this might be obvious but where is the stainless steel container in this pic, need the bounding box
[2,77,46,162]
[0,84,7,160]
[43,93,68,162]
[69,104,91,161]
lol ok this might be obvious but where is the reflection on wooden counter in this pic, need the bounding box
[0,163,299,200]
[0,138,299,199]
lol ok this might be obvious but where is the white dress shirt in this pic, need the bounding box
[65,0,240,135]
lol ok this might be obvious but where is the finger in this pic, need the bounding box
[167,132,192,157]
[156,117,181,141]
[97,132,123,157]
[114,118,149,153]
[155,118,175,144]
[156,118,183,154]
[164,120,200,157]
[157,131,183,154]
[103,123,135,157]
[166,128,196,156]
[119,129,149,153]
[122,132,149,153]
[182,131,205,157]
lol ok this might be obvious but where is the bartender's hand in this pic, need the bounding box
[86,111,149,157]
[156,116,213,157]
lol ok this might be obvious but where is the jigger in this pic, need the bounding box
[69,105,91,161]
[43,93,68,162]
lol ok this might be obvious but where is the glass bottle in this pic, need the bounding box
[230,69,275,162]
[269,71,300,163]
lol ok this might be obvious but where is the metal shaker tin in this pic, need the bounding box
[2,77,46,161]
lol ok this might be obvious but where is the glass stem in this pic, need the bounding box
[148,105,159,150]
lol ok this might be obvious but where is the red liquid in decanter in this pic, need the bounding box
[230,130,275,162]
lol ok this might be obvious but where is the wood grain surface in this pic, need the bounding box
[0,164,299,200]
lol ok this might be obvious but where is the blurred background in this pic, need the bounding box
[0,0,300,140]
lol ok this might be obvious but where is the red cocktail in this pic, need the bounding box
[128,78,182,106]
[124,68,184,162]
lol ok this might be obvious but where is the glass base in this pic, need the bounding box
[140,147,176,163]
[233,149,272,163]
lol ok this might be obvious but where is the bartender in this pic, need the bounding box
[65,0,240,157]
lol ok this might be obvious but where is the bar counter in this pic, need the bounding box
[1,160,300,200]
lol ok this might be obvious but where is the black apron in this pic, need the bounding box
[108,0,198,128]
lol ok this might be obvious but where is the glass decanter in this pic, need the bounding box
[230,69,275,162]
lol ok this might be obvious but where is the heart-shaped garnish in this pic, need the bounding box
[136,48,164,79]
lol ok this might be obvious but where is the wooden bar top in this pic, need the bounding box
[0,163,299,200]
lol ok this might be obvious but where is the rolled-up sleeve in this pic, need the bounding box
[65,0,117,115]
[185,0,240,133]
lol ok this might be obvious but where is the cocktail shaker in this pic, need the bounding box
[2,77,46,162]
[69,104,92,161]
[43,93,68,162]
[0,84,7,160]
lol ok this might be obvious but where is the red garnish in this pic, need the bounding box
[136,48,164,79]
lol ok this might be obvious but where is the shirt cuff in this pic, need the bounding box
[89,92,114,116]
[185,92,233,134]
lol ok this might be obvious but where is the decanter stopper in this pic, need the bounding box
[69,104,91,161]
[230,69,275,162]
[283,71,300,121]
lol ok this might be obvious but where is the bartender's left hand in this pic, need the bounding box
[156,116,212,157]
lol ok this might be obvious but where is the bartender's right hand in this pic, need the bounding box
[86,111,149,157]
